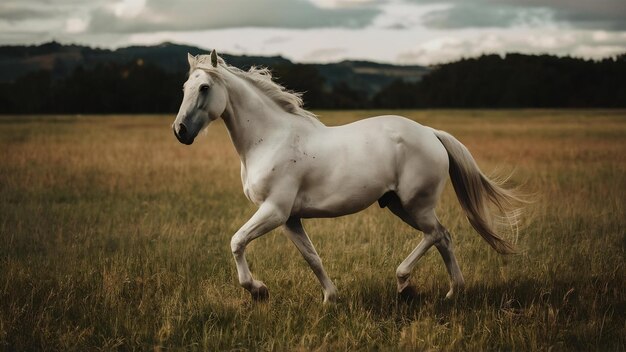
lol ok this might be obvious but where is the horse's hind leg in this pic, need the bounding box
[434,225,465,299]
[386,195,436,293]
[387,195,464,298]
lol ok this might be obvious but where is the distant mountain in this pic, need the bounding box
[315,60,428,97]
[0,41,428,97]
[0,41,290,79]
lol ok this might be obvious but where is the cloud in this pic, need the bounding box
[65,17,88,33]
[421,4,553,29]
[303,47,348,61]
[263,36,292,45]
[0,1,103,41]
[544,0,626,30]
[0,4,57,21]
[396,30,626,65]
[309,0,385,9]
[87,0,381,33]
[409,0,626,31]
[0,0,624,66]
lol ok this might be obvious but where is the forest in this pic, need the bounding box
[0,47,624,113]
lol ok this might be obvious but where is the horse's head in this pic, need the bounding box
[172,50,228,145]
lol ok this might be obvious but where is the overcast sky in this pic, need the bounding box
[1,0,625,64]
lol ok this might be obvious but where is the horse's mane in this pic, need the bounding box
[192,55,319,122]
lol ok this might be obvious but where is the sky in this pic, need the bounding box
[0,0,625,65]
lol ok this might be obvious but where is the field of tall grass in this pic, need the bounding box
[0,110,624,351]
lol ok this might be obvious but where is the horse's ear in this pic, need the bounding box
[187,53,196,67]
[210,49,218,67]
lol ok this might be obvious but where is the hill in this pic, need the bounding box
[0,42,624,113]
[0,41,427,98]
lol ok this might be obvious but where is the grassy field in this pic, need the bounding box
[0,110,624,351]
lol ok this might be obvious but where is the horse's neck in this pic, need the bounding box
[220,73,300,162]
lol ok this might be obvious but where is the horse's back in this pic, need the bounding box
[346,115,450,201]
[333,114,448,171]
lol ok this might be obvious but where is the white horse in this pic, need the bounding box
[172,50,522,303]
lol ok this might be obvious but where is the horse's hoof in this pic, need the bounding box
[445,282,464,300]
[445,289,455,300]
[250,283,270,301]
[396,276,411,293]
[323,290,339,304]
[398,285,421,301]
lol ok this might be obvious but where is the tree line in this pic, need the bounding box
[374,54,626,108]
[0,53,624,114]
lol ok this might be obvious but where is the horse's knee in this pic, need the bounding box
[230,233,246,255]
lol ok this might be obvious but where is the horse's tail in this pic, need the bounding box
[433,129,524,254]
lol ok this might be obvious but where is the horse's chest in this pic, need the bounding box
[241,167,272,206]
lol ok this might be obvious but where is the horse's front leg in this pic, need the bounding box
[284,217,338,304]
[230,201,290,301]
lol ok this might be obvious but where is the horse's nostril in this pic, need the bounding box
[178,123,187,137]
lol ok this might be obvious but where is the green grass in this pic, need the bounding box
[0,110,625,351]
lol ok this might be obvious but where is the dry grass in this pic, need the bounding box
[0,110,624,351]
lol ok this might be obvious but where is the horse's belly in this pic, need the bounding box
[292,192,381,218]
[291,176,391,218]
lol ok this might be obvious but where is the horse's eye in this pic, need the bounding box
[200,84,209,92]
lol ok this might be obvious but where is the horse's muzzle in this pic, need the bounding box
[173,123,194,145]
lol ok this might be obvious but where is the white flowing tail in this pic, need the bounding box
[434,130,523,254]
